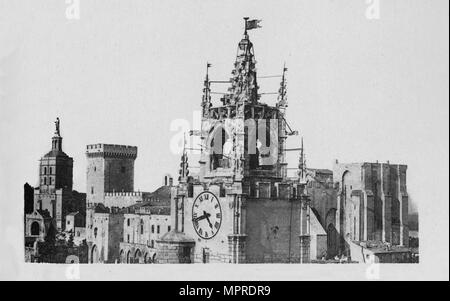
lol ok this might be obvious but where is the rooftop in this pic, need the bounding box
[42,149,70,159]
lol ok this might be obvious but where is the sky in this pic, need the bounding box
[0,0,448,281]
[1,0,449,220]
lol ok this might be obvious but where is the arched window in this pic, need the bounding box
[94,227,98,238]
[31,222,40,236]
[44,177,47,185]
[127,219,130,226]
[134,249,142,264]
[91,245,99,263]
[210,127,230,170]
[119,249,124,263]
[43,167,47,175]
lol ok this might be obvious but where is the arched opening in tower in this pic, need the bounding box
[31,221,40,236]
[210,127,230,170]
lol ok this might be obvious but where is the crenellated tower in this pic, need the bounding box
[85,144,138,206]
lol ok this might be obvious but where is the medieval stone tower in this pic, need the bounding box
[85,144,138,263]
[85,144,137,205]
[157,19,311,264]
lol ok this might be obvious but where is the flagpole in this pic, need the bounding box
[243,17,249,37]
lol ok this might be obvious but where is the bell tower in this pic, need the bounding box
[38,117,73,192]
[158,19,309,264]
[34,118,76,231]
[199,18,287,183]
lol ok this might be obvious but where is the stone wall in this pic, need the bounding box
[245,197,302,263]
[334,162,409,250]
[73,227,86,246]
[86,155,105,204]
[88,212,124,263]
[156,241,194,264]
[123,213,170,248]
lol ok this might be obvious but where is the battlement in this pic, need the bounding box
[86,143,138,159]
[104,191,150,198]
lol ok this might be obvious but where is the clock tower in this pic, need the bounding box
[157,19,311,263]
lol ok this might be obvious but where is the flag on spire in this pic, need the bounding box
[245,19,262,31]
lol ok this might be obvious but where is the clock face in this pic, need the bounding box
[192,191,222,239]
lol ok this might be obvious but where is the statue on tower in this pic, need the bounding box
[55,117,60,136]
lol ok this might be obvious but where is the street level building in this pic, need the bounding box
[119,203,171,263]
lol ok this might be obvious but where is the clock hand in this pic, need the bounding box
[203,211,213,228]
[193,214,208,222]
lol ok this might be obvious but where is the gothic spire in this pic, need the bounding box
[298,137,307,182]
[201,63,212,117]
[178,134,189,183]
[277,64,288,109]
[227,18,261,105]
